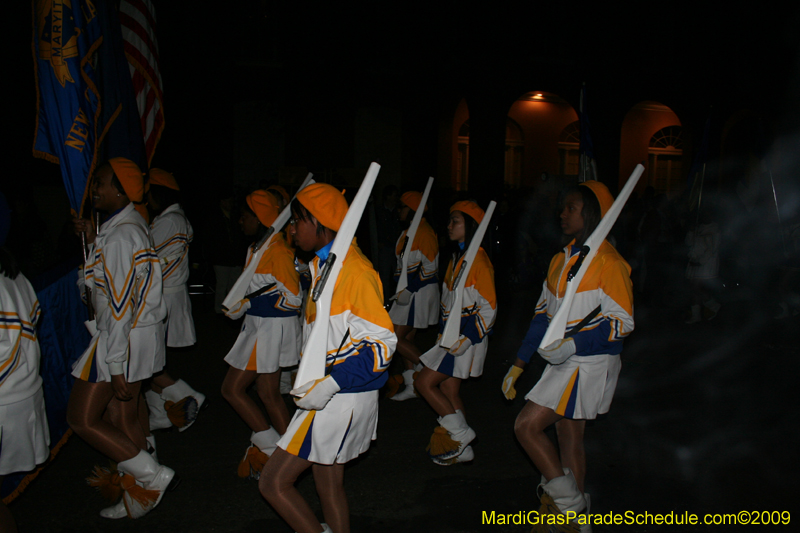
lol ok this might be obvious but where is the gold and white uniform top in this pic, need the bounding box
[304,240,396,392]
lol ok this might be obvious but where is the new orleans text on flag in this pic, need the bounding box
[32,0,103,214]
[120,0,164,165]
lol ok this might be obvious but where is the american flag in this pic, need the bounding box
[119,0,164,165]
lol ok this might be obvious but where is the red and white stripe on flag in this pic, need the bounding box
[119,0,164,165]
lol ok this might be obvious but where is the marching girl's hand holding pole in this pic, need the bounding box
[220,190,304,480]
[222,173,314,315]
[416,200,497,466]
[509,170,639,533]
[260,164,396,533]
[386,180,441,402]
[392,177,434,305]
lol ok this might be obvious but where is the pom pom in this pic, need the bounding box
[237,445,268,479]
[164,396,199,429]
[119,473,160,518]
[384,374,403,399]
[86,465,123,503]
[530,493,581,533]
[425,426,459,458]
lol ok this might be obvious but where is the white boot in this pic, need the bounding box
[145,390,172,431]
[390,369,417,401]
[251,427,281,456]
[429,412,475,460]
[161,379,205,432]
[432,445,474,465]
[238,428,281,480]
[537,468,587,531]
[99,451,176,519]
[685,304,702,324]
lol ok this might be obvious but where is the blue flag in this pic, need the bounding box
[32,0,103,214]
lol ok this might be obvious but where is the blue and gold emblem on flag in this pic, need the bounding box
[32,0,103,214]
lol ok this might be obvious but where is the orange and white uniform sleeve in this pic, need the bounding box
[439,247,497,345]
[245,232,302,317]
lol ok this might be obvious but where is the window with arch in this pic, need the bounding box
[505,118,524,188]
[648,126,683,195]
[558,121,580,176]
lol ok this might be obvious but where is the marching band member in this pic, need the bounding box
[68,158,177,519]
[259,183,396,533]
[144,169,206,432]
[417,201,496,465]
[506,181,634,532]
[0,193,49,533]
[388,191,439,401]
[221,190,302,479]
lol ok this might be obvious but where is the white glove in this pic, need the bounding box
[537,338,576,365]
[224,298,250,320]
[501,366,524,400]
[448,335,472,356]
[292,376,341,411]
[395,289,412,306]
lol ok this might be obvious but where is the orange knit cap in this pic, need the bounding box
[149,168,180,191]
[296,183,348,232]
[400,191,427,212]
[108,157,149,222]
[579,180,614,218]
[267,185,290,206]
[246,190,280,228]
[450,200,484,224]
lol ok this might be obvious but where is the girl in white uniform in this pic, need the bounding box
[143,169,205,432]
[387,191,439,401]
[417,201,496,465]
[504,181,634,532]
[68,158,177,520]
[222,190,302,478]
[259,183,396,533]
[0,193,50,533]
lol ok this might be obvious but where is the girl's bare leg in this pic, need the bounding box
[256,371,290,434]
[313,462,349,533]
[104,383,147,451]
[439,376,464,414]
[415,367,456,417]
[514,401,564,482]
[221,367,269,432]
[67,380,141,462]
[556,418,586,492]
[259,448,323,533]
[394,324,421,366]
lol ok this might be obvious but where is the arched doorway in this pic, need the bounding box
[620,101,683,195]
[507,91,578,188]
[648,125,684,195]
